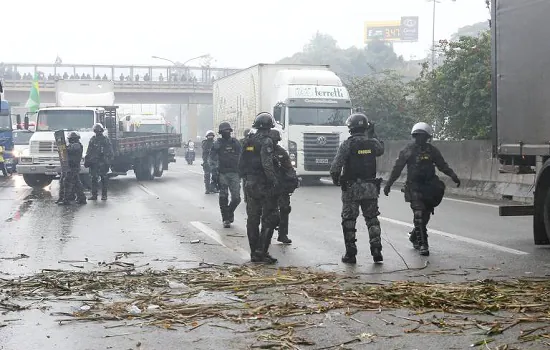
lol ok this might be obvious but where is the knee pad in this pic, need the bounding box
[413,210,424,226]
[342,219,357,231]
[366,216,380,228]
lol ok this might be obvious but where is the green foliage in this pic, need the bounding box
[277,32,419,79]
[347,71,415,140]
[411,31,492,140]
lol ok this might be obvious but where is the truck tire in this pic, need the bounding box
[542,188,550,244]
[145,155,155,180]
[23,174,53,188]
[154,153,164,177]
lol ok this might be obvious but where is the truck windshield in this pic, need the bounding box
[0,115,11,131]
[13,131,34,145]
[36,110,95,131]
[288,107,351,126]
[136,124,167,133]
[0,101,12,131]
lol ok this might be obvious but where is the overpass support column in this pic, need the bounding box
[187,103,198,141]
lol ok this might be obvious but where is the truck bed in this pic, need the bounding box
[112,132,182,157]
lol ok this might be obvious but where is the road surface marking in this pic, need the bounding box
[379,216,529,256]
[187,170,203,175]
[190,221,249,260]
[137,183,159,198]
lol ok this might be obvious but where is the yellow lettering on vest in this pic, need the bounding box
[246,146,254,151]
[357,149,372,155]
[420,155,430,160]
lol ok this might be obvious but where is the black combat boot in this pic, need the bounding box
[418,226,429,256]
[254,228,277,264]
[101,193,107,201]
[370,245,383,263]
[409,229,420,250]
[277,226,292,244]
[341,239,357,264]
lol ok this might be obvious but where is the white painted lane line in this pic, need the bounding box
[379,216,529,256]
[190,221,250,260]
[137,183,159,199]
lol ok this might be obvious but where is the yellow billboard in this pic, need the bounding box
[364,17,419,43]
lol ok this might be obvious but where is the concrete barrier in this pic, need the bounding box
[376,140,535,202]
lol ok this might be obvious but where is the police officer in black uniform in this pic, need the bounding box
[202,130,218,194]
[239,113,279,264]
[269,127,298,244]
[209,122,242,228]
[59,132,87,205]
[330,113,385,263]
[383,122,460,256]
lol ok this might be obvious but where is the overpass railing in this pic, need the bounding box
[1,79,215,91]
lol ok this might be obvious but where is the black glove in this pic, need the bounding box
[383,185,391,196]
[452,176,461,188]
[367,122,376,138]
[330,172,340,186]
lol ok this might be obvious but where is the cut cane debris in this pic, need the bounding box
[0,264,549,347]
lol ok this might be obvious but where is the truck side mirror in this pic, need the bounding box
[126,115,131,121]
[16,114,22,129]
[24,116,29,130]
[104,116,116,130]
[118,121,124,132]
[273,105,282,123]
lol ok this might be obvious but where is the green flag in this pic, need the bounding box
[25,73,40,112]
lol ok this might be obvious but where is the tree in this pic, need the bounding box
[277,32,418,79]
[411,31,491,140]
[347,71,415,140]
[450,21,490,41]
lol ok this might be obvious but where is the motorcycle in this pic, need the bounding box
[185,142,196,165]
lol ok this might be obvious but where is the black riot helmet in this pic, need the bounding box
[346,113,369,133]
[93,123,105,133]
[269,128,281,142]
[67,131,80,142]
[218,121,232,134]
[252,112,275,130]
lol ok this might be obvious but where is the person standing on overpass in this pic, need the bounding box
[383,122,461,256]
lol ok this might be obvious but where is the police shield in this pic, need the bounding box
[54,130,70,172]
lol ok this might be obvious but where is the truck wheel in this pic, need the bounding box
[23,174,53,188]
[542,188,550,243]
[154,153,164,177]
[145,155,155,180]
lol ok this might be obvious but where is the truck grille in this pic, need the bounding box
[31,141,57,154]
[303,133,340,171]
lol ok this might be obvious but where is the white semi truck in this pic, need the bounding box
[213,63,353,181]
[121,114,168,133]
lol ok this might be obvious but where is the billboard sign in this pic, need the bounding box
[364,16,419,43]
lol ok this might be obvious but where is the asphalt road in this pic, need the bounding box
[0,160,549,350]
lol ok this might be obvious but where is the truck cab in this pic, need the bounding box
[0,100,15,174]
[17,106,111,188]
[271,70,352,180]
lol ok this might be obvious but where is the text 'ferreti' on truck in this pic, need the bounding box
[16,80,181,188]
[213,63,353,182]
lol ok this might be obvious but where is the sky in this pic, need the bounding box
[2,0,489,69]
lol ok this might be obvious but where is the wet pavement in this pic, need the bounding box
[0,161,549,350]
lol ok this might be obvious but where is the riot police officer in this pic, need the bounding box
[209,122,242,228]
[238,112,279,264]
[202,130,218,194]
[269,126,298,244]
[330,113,385,264]
[85,123,114,200]
[383,122,460,256]
[59,132,87,205]
[240,128,251,147]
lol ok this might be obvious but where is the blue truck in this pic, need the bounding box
[0,99,16,174]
